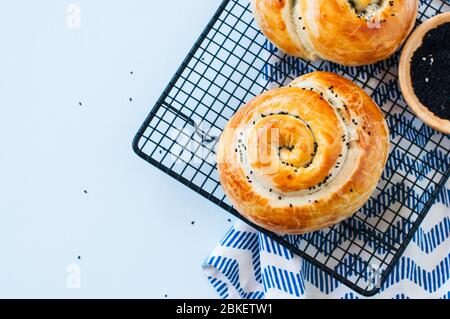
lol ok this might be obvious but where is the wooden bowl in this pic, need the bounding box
[399,12,450,135]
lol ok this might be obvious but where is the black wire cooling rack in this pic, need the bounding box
[133,0,450,296]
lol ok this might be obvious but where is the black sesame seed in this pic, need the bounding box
[279,196,282,200]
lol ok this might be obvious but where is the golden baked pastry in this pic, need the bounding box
[251,0,418,66]
[217,72,390,234]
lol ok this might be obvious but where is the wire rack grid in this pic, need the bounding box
[133,0,450,296]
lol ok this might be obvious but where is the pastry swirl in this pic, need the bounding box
[217,72,390,234]
[251,0,418,65]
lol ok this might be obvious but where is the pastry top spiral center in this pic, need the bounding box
[239,87,351,195]
[251,114,316,169]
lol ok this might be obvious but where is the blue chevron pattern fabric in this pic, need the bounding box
[203,181,450,299]
[203,0,449,298]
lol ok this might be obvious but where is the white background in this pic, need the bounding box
[0,0,231,298]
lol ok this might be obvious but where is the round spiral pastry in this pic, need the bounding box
[251,0,418,66]
[217,72,390,234]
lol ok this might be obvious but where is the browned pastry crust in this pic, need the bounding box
[251,0,418,66]
[217,72,390,234]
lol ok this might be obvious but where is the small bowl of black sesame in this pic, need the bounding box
[399,12,450,135]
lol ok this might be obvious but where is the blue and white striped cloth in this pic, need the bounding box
[203,181,450,299]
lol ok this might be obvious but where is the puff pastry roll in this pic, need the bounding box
[251,0,418,65]
[217,72,390,234]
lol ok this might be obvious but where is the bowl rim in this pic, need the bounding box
[398,12,450,135]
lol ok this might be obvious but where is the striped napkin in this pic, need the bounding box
[203,181,449,299]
